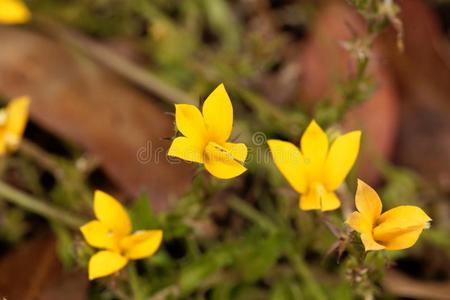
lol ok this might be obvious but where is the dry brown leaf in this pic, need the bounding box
[0,233,87,300]
[0,28,193,211]
[380,0,450,191]
[384,270,450,300]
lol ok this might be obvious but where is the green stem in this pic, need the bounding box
[19,139,62,177]
[227,197,277,234]
[128,262,145,300]
[228,197,326,299]
[286,248,328,300]
[34,16,196,105]
[0,180,85,229]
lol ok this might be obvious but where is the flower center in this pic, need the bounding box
[204,141,234,162]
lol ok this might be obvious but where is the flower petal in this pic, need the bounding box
[300,120,328,181]
[168,136,204,163]
[360,233,385,251]
[377,205,431,227]
[224,142,247,163]
[202,84,233,142]
[299,191,320,211]
[373,205,431,247]
[324,131,361,190]
[267,139,307,193]
[321,191,341,211]
[345,212,371,234]
[88,251,128,280]
[94,190,132,236]
[0,139,5,155]
[4,96,30,151]
[120,230,163,260]
[380,228,424,250]
[175,104,206,142]
[299,186,340,211]
[354,179,382,226]
[204,142,246,179]
[80,220,119,251]
[0,0,30,24]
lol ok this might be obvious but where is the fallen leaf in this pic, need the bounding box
[0,27,193,211]
[0,232,87,300]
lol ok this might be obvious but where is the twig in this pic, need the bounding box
[148,285,180,300]
[0,180,85,229]
[227,197,278,234]
[33,16,196,106]
[19,139,63,177]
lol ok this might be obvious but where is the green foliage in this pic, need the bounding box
[0,205,27,243]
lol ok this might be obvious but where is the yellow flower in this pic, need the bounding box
[346,180,431,251]
[168,83,247,179]
[0,0,31,24]
[267,120,361,211]
[80,191,163,280]
[0,96,30,155]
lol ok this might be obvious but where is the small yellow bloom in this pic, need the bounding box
[346,180,431,251]
[268,120,361,211]
[0,96,30,155]
[168,83,247,179]
[80,191,163,280]
[0,0,31,24]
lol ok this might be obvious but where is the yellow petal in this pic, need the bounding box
[299,185,340,211]
[0,0,31,24]
[94,190,132,236]
[168,136,204,163]
[360,233,385,251]
[88,250,128,280]
[267,139,307,193]
[299,191,320,211]
[324,131,361,190]
[204,142,246,179]
[202,84,233,142]
[300,120,328,181]
[380,228,424,250]
[373,205,431,248]
[321,191,341,211]
[4,96,30,151]
[80,220,119,251]
[345,211,371,234]
[224,142,247,163]
[377,205,431,228]
[354,179,382,226]
[175,104,206,143]
[120,230,163,260]
[0,133,7,156]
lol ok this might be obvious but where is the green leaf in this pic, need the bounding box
[179,243,235,294]
[129,193,158,230]
[234,232,287,282]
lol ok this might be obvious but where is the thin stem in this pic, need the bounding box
[19,139,62,177]
[229,197,327,299]
[128,262,145,300]
[227,197,278,234]
[0,180,85,229]
[286,247,328,300]
[34,16,196,105]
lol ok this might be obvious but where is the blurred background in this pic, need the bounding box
[0,0,449,299]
